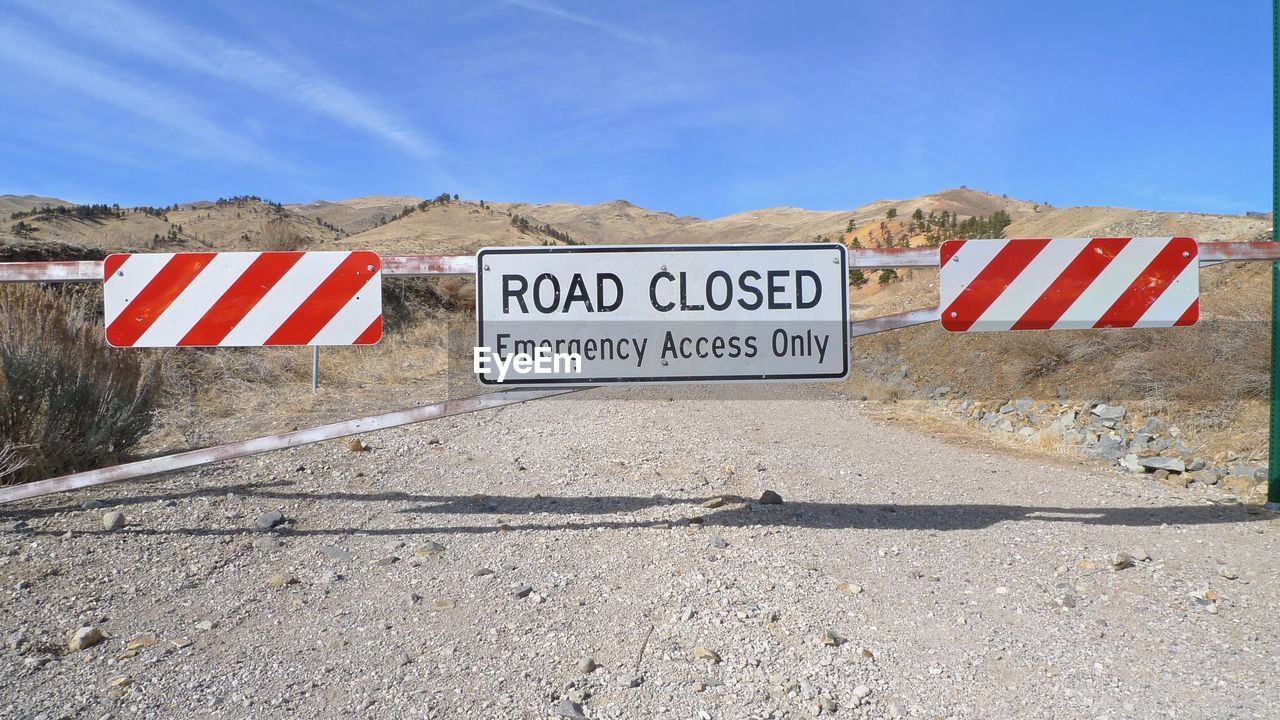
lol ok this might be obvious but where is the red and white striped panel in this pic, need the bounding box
[939,237,1199,332]
[103,251,382,347]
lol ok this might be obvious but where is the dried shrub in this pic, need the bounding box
[261,218,308,251]
[0,285,160,484]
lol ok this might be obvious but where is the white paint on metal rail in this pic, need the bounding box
[3,243,1278,283]
[0,309,939,504]
[0,388,579,504]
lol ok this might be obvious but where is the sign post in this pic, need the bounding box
[1269,13,1280,512]
[475,244,849,385]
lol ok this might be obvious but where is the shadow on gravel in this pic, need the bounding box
[3,481,1275,536]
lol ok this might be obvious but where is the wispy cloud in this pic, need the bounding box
[10,0,434,157]
[498,0,667,49]
[0,19,282,168]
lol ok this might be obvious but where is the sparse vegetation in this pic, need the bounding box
[261,218,308,251]
[10,203,124,221]
[510,214,577,245]
[0,285,160,484]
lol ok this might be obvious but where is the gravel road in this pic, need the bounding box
[2,384,1278,720]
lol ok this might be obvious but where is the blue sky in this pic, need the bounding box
[0,0,1269,218]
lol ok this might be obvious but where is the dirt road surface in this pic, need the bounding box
[2,385,1278,719]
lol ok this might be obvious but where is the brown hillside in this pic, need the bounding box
[331,201,567,255]
[0,194,76,215]
[1005,206,1269,243]
[644,188,1038,245]
[0,198,341,255]
[288,195,422,234]
[494,199,699,244]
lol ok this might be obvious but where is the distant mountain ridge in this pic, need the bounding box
[1,189,1267,262]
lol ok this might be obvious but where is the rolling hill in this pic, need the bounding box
[287,195,422,234]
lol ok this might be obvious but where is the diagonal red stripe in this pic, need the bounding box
[103,254,128,280]
[177,252,304,346]
[105,253,217,347]
[1174,298,1199,327]
[941,239,1050,331]
[939,240,965,267]
[264,253,378,345]
[1094,239,1197,328]
[1010,238,1130,330]
[354,316,382,345]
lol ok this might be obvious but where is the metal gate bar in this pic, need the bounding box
[3,242,1277,283]
[0,388,579,505]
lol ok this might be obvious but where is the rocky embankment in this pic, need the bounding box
[858,357,1270,504]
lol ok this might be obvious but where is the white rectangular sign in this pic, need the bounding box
[475,244,849,385]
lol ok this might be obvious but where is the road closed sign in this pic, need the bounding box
[475,244,849,385]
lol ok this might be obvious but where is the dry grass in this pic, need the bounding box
[0,285,160,483]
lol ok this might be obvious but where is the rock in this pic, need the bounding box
[759,490,784,505]
[102,512,125,531]
[171,637,193,649]
[1091,404,1126,421]
[512,584,533,599]
[1218,567,1239,580]
[194,620,214,631]
[1108,552,1134,570]
[1221,475,1263,500]
[998,402,1015,414]
[81,499,106,510]
[1119,454,1143,473]
[265,573,297,589]
[254,510,285,530]
[1085,436,1125,462]
[1142,417,1168,434]
[254,537,283,551]
[701,497,725,509]
[472,568,495,577]
[415,541,446,556]
[320,546,353,562]
[820,698,839,714]
[1139,456,1185,473]
[1014,397,1034,413]
[374,556,399,567]
[996,418,1014,432]
[347,438,368,452]
[1131,547,1152,562]
[576,657,599,674]
[819,629,845,647]
[1232,463,1260,479]
[853,684,873,701]
[836,582,864,595]
[1187,458,1207,472]
[692,646,721,663]
[709,536,729,549]
[618,672,644,688]
[431,599,456,611]
[67,626,103,651]
[554,698,587,719]
[401,593,421,607]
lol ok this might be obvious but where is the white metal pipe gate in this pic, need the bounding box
[1,241,1278,505]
